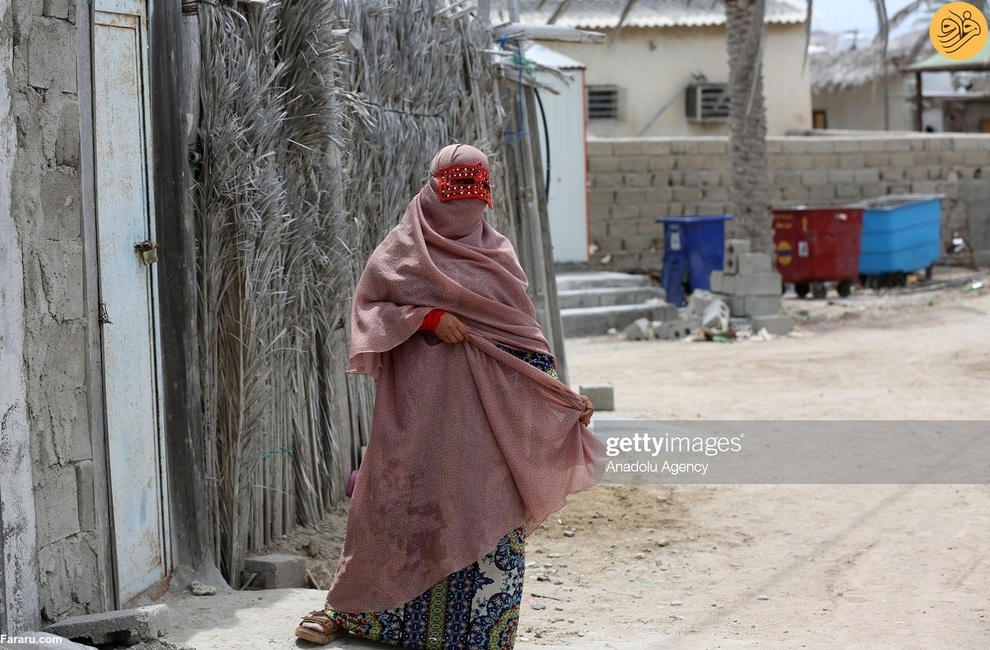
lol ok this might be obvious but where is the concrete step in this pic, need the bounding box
[561,303,678,338]
[555,271,653,292]
[557,286,667,309]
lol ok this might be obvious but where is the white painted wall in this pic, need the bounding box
[535,68,590,263]
[537,23,812,137]
[0,0,41,629]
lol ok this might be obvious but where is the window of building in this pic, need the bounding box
[813,110,828,129]
[587,85,620,120]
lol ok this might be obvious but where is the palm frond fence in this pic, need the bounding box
[195,0,548,585]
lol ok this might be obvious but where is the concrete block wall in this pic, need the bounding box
[587,134,990,273]
[3,0,106,627]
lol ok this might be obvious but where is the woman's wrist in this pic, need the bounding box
[420,308,446,332]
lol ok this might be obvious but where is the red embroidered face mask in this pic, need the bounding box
[434,163,493,209]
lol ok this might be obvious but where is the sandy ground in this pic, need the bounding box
[239,268,990,650]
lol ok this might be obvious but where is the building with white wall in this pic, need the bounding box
[515,0,812,137]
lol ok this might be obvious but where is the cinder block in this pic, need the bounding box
[801,170,829,185]
[710,270,736,294]
[587,141,614,156]
[614,141,645,156]
[624,172,652,187]
[654,322,693,341]
[652,322,673,339]
[27,20,78,92]
[45,605,169,646]
[723,239,750,274]
[743,295,784,316]
[648,302,679,323]
[725,239,751,257]
[737,253,772,275]
[701,299,730,331]
[43,0,70,19]
[672,186,703,202]
[725,294,746,316]
[243,554,307,589]
[750,314,794,336]
[55,100,81,168]
[623,318,652,341]
[75,460,96,531]
[738,272,784,296]
[838,153,867,169]
[686,289,717,318]
[589,158,620,174]
[670,322,694,340]
[578,383,614,411]
[35,466,81,546]
[618,158,649,173]
[827,169,855,184]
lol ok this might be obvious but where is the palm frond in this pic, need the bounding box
[547,0,577,25]
[607,0,640,45]
[197,0,512,585]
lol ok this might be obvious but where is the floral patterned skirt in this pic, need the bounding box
[326,527,526,650]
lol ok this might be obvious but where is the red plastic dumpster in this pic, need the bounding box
[772,207,863,299]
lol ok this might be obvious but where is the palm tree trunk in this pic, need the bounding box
[724,0,772,253]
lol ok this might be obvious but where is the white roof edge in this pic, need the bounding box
[525,43,587,70]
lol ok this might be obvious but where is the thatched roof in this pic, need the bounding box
[810,46,898,92]
[811,29,937,92]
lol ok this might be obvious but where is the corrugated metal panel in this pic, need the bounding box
[515,0,806,29]
[526,43,587,70]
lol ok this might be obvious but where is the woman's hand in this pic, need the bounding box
[578,395,594,425]
[434,312,470,344]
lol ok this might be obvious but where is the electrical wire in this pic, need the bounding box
[534,87,551,201]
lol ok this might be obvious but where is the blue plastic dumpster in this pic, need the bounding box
[655,215,732,306]
[857,194,942,280]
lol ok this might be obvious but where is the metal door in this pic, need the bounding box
[92,0,170,605]
[537,69,590,263]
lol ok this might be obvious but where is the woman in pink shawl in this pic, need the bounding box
[296,144,606,649]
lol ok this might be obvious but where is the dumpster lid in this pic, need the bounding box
[852,194,944,211]
[655,214,732,224]
[772,204,863,215]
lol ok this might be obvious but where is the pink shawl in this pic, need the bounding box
[325,145,606,614]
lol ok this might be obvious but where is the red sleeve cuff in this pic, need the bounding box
[420,309,445,332]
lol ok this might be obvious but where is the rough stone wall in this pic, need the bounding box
[1,0,42,634]
[587,135,990,273]
[4,0,105,624]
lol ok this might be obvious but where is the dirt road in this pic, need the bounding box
[519,272,990,648]
[267,271,990,649]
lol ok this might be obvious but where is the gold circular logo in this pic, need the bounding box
[930,2,988,61]
[776,240,793,267]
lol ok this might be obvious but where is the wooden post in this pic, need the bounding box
[501,69,570,385]
[524,86,569,385]
[915,71,924,132]
[151,0,209,571]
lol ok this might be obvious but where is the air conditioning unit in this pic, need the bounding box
[685,83,729,122]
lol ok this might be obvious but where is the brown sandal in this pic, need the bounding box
[295,610,347,645]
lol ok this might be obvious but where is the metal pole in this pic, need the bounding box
[914,71,923,132]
